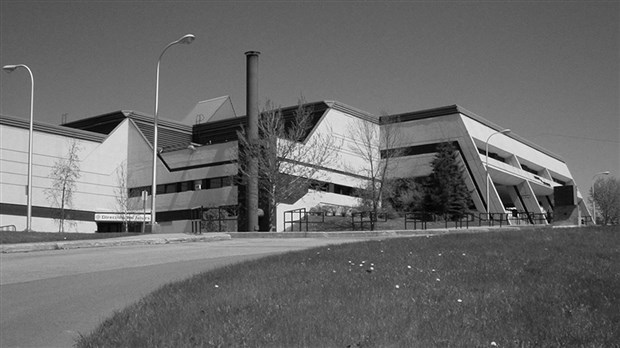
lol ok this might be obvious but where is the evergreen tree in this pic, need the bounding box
[423,142,470,218]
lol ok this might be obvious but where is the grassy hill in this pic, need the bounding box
[77,226,619,347]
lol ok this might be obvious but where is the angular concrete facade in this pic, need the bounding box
[381,105,588,225]
[0,101,589,232]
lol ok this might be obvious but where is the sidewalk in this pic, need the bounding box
[1,225,520,254]
[0,233,232,254]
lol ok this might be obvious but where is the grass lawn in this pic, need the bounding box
[0,231,141,244]
[77,226,619,347]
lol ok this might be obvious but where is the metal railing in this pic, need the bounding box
[403,210,556,231]
[351,211,388,231]
[190,206,238,234]
[476,213,510,227]
[404,212,432,230]
[283,208,309,232]
[0,225,17,232]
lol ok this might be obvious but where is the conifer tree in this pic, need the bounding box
[423,142,470,218]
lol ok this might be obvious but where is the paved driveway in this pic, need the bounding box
[0,238,363,348]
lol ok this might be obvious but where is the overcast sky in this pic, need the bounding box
[1,0,618,197]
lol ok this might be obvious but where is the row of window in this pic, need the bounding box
[130,176,235,197]
[477,148,569,185]
[477,147,506,163]
[309,181,355,196]
[130,176,357,198]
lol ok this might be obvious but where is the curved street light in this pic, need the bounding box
[591,171,610,224]
[485,129,511,213]
[150,34,195,232]
[3,64,34,232]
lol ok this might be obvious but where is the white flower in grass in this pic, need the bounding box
[407,265,412,269]
[332,270,337,273]
[490,342,497,347]
[462,253,466,256]
[457,299,463,303]
[436,278,440,282]
[395,285,400,289]
[438,253,442,256]
[214,284,219,288]
[431,269,436,272]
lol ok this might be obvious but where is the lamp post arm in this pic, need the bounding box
[3,64,34,231]
[150,34,196,230]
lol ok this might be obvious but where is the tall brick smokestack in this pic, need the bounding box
[245,51,260,231]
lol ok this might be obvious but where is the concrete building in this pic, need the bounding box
[0,97,590,232]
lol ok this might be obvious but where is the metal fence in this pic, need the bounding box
[190,206,238,234]
[403,211,554,231]
[0,225,17,232]
[351,211,388,231]
[283,208,309,232]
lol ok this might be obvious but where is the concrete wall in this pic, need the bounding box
[0,120,123,232]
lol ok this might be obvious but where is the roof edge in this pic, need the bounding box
[325,100,378,123]
[1,114,107,143]
[381,105,565,163]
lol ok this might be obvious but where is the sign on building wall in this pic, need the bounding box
[94,213,151,222]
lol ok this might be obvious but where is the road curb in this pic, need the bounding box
[1,226,521,254]
[0,233,232,254]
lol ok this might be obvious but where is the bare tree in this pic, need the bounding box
[46,139,81,232]
[237,99,341,231]
[589,176,620,225]
[348,115,402,230]
[114,160,141,232]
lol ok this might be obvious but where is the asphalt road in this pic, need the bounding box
[0,238,363,348]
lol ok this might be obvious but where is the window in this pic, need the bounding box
[521,164,538,175]
[478,148,505,162]
[180,181,191,192]
[210,178,222,189]
[552,177,567,186]
[131,175,237,196]
[165,183,177,194]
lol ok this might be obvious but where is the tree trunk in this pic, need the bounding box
[59,185,66,233]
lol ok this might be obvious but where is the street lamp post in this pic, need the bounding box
[149,34,195,232]
[3,64,34,232]
[485,129,511,214]
[591,171,610,224]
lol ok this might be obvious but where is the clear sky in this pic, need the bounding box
[1,0,618,198]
